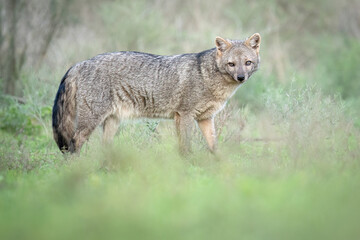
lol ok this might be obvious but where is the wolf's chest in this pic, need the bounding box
[193,100,227,120]
[194,83,239,120]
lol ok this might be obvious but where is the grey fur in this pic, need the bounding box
[52,33,261,154]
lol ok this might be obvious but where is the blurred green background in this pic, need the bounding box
[0,0,360,239]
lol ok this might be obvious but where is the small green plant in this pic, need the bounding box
[0,98,41,136]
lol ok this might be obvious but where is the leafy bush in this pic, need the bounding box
[263,83,359,167]
[0,97,51,136]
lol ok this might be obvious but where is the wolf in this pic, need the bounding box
[52,33,261,154]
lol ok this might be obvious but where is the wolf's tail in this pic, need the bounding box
[52,67,77,153]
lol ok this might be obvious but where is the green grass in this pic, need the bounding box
[0,139,359,240]
[0,85,359,240]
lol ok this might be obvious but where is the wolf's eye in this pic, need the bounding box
[228,62,235,67]
[245,61,252,66]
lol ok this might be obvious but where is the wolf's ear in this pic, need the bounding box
[215,37,231,52]
[245,33,261,53]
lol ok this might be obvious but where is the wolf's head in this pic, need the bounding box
[215,33,261,83]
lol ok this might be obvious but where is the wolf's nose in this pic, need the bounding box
[237,75,245,81]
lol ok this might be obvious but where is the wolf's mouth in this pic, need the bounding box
[235,78,246,83]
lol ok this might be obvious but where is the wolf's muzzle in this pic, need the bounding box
[237,74,245,82]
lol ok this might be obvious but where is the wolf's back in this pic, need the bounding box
[52,68,77,153]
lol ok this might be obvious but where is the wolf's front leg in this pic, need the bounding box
[197,118,216,153]
[174,112,194,155]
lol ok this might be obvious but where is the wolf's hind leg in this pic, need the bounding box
[174,112,194,155]
[69,126,97,153]
[69,112,104,153]
[102,114,121,144]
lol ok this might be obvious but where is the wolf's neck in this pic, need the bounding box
[198,49,239,100]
